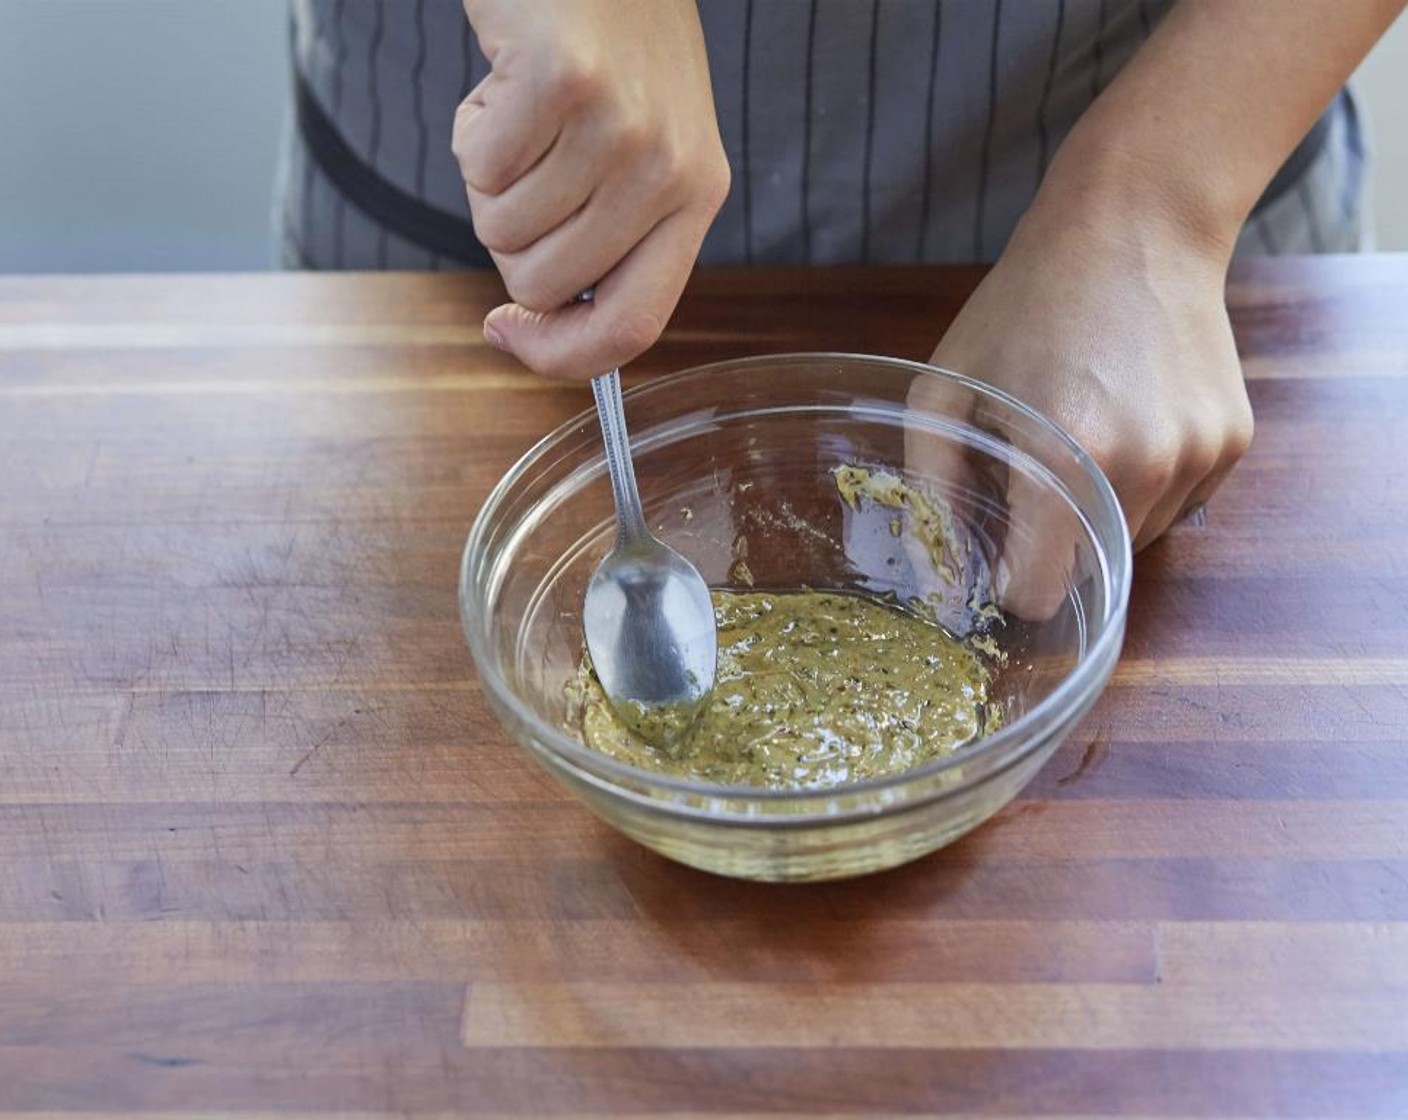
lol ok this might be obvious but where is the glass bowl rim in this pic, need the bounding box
[460,351,1132,805]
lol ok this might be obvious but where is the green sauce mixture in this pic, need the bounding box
[568,589,998,789]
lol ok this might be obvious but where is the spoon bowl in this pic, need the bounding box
[583,368,717,745]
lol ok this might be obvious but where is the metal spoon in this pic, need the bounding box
[582,367,717,747]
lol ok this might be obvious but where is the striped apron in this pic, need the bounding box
[278,0,1367,271]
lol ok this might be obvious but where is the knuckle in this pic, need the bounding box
[475,223,512,256]
[451,107,491,189]
[1141,438,1182,496]
[450,99,475,155]
[1093,430,1177,505]
[667,143,731,214]
[701,151,732,211]
[648,145,688,196]
[1225,406,1255,461]
[1182,433,1223,478]
[469,204,517,255]
[456,146,512,197]
[1184,395,1255,477]
[452,101,516,195]
[504,266,559,314]
[613,118,652,159]
[543,55,599,107]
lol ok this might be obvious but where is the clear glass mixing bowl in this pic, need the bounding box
[461,354,1131,881]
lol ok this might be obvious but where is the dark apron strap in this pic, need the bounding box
[295,71,493,268]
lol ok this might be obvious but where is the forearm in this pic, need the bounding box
[1042,0,1404,259]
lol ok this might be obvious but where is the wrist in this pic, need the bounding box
[1030,117,1243,272]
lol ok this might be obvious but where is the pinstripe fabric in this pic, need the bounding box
[801,0,819,262]
[1035,0,1067,181]
[697,0,749,265]
[973,0,1003,260]
[916,0,942,260]
[367,0,387,267]
[859,0,880,263]
[746,0,815,265]
[280,0,1367,271]
[740,0,755,263]
[865,0,936,262]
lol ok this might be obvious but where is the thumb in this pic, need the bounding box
[482,210,699,381]
[482,299,589,372]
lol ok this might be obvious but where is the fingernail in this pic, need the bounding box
[483,322,506,350]
[994,558,1012,600]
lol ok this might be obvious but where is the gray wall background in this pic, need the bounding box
[0,0,1403,273]
[1360,10,1408,252]
[0,0,287,272]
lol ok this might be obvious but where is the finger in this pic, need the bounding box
[1183,456,1239,514]
[902,370,992,625]
[997,463,1106,622]
[1135,483,1202,551]
[483,208,702,380]
[1137,450,1239,548]
[1133,428,1233,549]
[452,76,562,196]
[904,369,981,505]
[467,127,602,254]
[1135,460,1207,549]
[493,172,684,314]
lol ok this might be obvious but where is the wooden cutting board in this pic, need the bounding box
[1,257,1406,1115]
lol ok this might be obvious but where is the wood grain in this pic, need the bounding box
[2,258,1407,1116]
[460,981,1408,1049]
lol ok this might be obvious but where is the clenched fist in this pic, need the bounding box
[455,0,730,379]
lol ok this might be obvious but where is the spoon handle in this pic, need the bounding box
[591,368,649,544]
